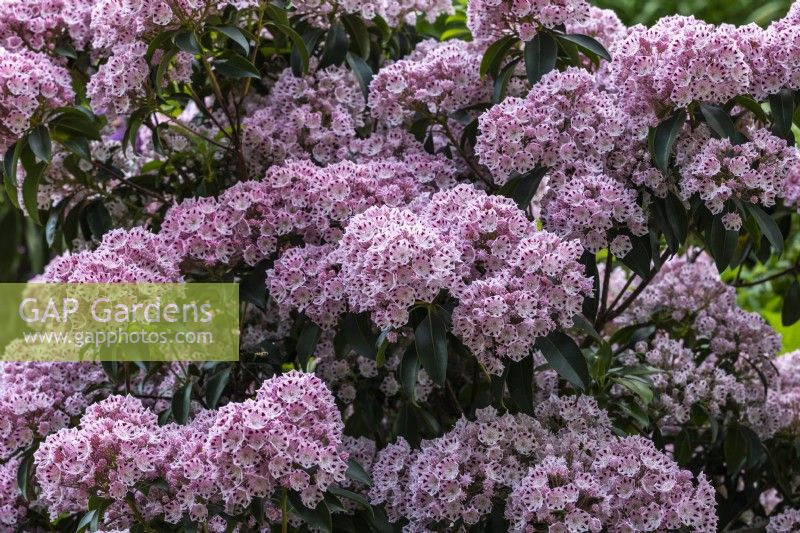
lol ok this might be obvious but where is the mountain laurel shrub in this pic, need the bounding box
[1,0,800,531]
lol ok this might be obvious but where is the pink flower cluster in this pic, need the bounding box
[466,0,590,43]
[784,154,800,210]
[242,65,366,173]
[609,16,752,121]
[773,350,800,435]
[330,206,461,330]
[507,436,717,532]
[541,172,647,256]
[86,42,150,116]
[166,371,348,517]
[422,184,537,279]
[0,0,94,51]
[34,372,348,525]
[40,228,183,283]
[268,244,346,330]
[0,360,104,459]
[678,126,799,216]
[452,233,592,374]
[290,0,453,28]
[370,395,717,531]
[34,395,166,518]
[566,6,626,50]
[161,157,434,268]
[619,333,749,432]
[768,508,800,533]
[369,39,492,126]
[475,68,631,186]
[0,50,75,152]
[0,458,26,531]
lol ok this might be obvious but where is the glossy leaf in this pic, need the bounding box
[498,167,547,211]
[318,22,349,69]
[557,33,611,61]
[707,213,739,272]
[345,458,372,487]
[346,52,373,99]
[204,367,231,409]
[415,305,449,387]
[480,35,518,79]
[399,346,419,402]
[648,110,686,174]
[783,281,800,327]
[699,103,737,140]
[769,88,795,143]
[171,383,193,425]
[506,354,534,414]
[724,423,748,476]
[28,125,51,163]
[215,25,250,54]
[214,51,260,79]
[524,32,557,85]
[535,331,591,391]
[85,200,112,239]
[747,204,783,257]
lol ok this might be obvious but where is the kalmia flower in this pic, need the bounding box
[290,0,453,28]
[768,507,800,532]
[330,206,461,330]
[0,0,94,52]
[0,49,74,152]
[467,0,590,43]
[475,68,632,186]
[0,458,26,531]
[452,233,592,374]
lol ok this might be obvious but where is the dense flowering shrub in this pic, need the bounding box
[1,0,800,531]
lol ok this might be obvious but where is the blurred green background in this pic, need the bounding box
[593,0,793,26]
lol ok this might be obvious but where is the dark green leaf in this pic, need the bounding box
[155,48,179,96]
[85,200,112,239]
[318,22,349,69]
[524,32,557,85]
[648,110,686,174]
[172,383,193,425]
[728,95,768,123]
[782,281,800,327]
[20,155,45,225]
[55,41,78,59]
[620,233,652,278]
[706,213,739,272]
[346,52,373,99]
[341,14,371,58]
[769,88,795,143]
[345,458,372,487]
[214,51,260,79]
[673,429,692,466]
[328,486,374,517]
[215,26,249,54]
[204,367,231,409]
[492,58,521,104]
[480,35,518,78]
[506,354,534,415]
[296,321,322,367]
[76,510,99,533]
[747,204,783,257]
[29,125,51,163]
[415,305,449,386]
[571,314,602,341]
[557,33,611,61]
[399,346,419,402]
[699,103,736,140]
[291,28,323,76]
[535,331,591,391]
[174,30,201,54]
[289,493,332,533]
[498,167,547,211]
[17,454,32,500]
[3,142,22,208]
[342,313,377,359]
[724,423,748,476]
[61,137,92,160]
[612,375,653,404]
[239,262,268,309]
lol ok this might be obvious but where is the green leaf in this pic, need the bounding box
[769,88,795,143]
[54,41,78,59]
[17,454,32,500]
[204,367,231,409]
[506,353,534,415]
[699,103,737,140]
[155,47,179,96]
[345,458,372,487]
[571,314,602,342]
[215,25,249,54]
[747,204,783,257]
[61,137,92,160]
[724,423,748,476]
[648,109,686,174]
[620,233,652,278]
[289,493,332,533]
[728,94,769,123]
[612,375,653,405]
[174,30,201,54]
[214,51,260,79]
[415,305,449,387]
[20,154,45,225]
[673,429,693,466]
[535,331,591,391]
[29,125,51,163]
[557,33,612,62]
[342,313,377,359]
[341,14,371,58]
[171,383,193,425]
[3,141,22,208]
[782,281,800,327]
[76,510,99,533]
[492,58,521,104]
[399,345,419,403]
[524,32,557,85]
[480,35,518,79]
[318,22,349,69]
[346,52,373,99]
[85,200,112,239]
[651,193,688,253]
[498,167,547,211]
[706,213,739,272]
[296,321,322,367]
[290,28,322,77]
[328,486,374,517]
